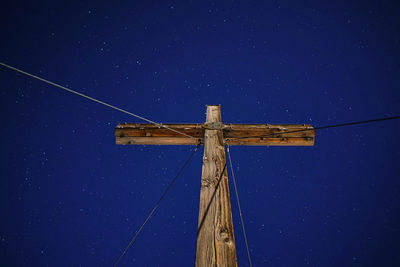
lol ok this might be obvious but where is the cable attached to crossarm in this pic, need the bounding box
[235,115,400,140]
[0,62,196,139]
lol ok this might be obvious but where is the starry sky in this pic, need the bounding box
[1,1,400,266]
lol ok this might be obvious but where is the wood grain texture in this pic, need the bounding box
[223,124,314,146]
[195,105,237,267]
[115,123,314,146]
[116,137,199,145]
[225,137,314,146]
[115,123,203,145]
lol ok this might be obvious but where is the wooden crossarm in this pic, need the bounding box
[224,124,314,146]
[115,123,203,145]
[115,123,314,146]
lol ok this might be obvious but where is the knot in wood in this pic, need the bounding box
[201,176,215,187]
[217,228,233,244]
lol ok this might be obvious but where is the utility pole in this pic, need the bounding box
[115,105,314,266]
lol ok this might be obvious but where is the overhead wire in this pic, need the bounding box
[226,145,252,267]
[234,115,400,140]
[113,144,201,266]
[2,63,398,140]
[0,62,196,139]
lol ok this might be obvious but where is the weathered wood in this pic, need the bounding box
[115,123,314,146]
[195,105,237,267]
[116,137,199,145]
[115,123,203,145]
[115,123,204,137]
[225,137,313,146]
[224,124,314,146]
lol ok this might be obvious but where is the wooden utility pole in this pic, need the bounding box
[115,105,314,266]
[195,105,236,266]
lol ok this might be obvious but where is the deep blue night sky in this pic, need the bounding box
[1,1,400,266]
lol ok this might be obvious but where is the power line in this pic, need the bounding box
[226,145,252,267]
[235,115,400,139]
[113,144,201,266]
[314,115,400,130]
[0,62,196,139]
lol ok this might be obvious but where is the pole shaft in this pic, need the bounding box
[195,105,237,267]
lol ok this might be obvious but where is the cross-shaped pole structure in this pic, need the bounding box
[115,105,315,266]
